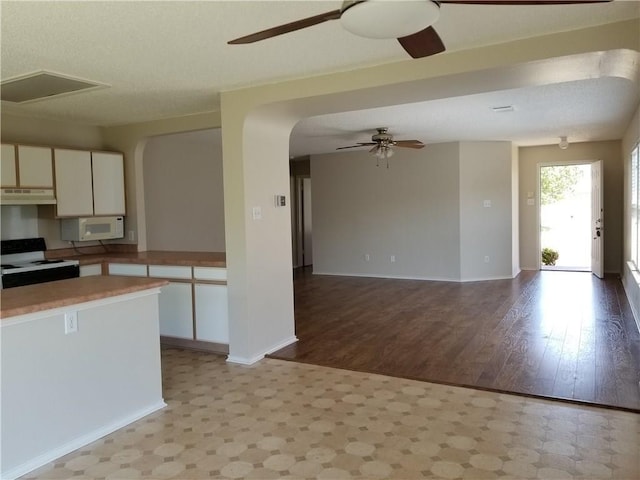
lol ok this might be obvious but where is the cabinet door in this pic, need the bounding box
[17,145,53,187]
[194,283,228,344]
[54,149,93,217]
[158,282,194,339]
[80,264,103,277]
[1,144,17,187]
[92,152,125,215]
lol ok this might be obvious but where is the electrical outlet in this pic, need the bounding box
[128,230,135,241]
[484,256,490,263]
[64,312,78,334]
[364,254,370,262]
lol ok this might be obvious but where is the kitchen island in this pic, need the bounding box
[1,276,168,480]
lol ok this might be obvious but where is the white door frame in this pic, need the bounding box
[536,160,596,271]
[591,160,604,278]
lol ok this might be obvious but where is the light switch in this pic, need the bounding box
[483,200,491,208]
[527,199,535,206]
[252,207,262,220]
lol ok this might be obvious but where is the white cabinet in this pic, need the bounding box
[1,144,53,188]
[18,146,53,187]
[54,149,93,217]
[194,283,229,343]
[104,261,228,349]
[80,264,102,277]
[1,144,17,187]
[54,149,125,217]
[148,265,191,279]
[92,152,125,216]
[108,263,147,277]
[158,282,193,339]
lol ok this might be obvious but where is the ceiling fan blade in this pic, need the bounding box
[394,141,426,149]
[398,26,445,59]
[369,146,379,154]
[336,143,377,150]
[438,1,611,4]
[228,9,342,44]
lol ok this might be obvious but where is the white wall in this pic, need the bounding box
[1,112,104,149]
[143,129,225,252]
[1,292,164,479]
[459,142,515,281]
[0,205,38,240]
[621,103,640,328]
[311,142,516,281]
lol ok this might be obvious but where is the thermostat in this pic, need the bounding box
[275,195,286,207]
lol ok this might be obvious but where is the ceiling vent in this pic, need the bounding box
[1,71,109,104]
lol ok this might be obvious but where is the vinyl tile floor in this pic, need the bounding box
[23,347,640,480]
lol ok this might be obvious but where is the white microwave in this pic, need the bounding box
[60,216,124,241]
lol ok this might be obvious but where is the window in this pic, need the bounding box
[631,142,640,268]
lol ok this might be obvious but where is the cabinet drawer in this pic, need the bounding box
[193,267,227,281]
[108,263,147,277]
[148,265,192,279]
[80,264,102,277]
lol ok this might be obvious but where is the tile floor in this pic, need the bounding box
[24,348,640,479]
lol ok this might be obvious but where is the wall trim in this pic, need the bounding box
[226,335,298,366]
[2,401,166,480]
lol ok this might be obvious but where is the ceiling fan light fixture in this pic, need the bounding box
[559,136,569,150]
[340,0,440,39]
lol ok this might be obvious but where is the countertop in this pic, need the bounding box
[65,250,226,267]
[1,276,169,319]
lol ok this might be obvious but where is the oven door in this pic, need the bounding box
[1,265,80,289]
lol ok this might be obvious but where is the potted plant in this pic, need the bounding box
[541,247,559,266]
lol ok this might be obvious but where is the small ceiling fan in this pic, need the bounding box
[337,128,424,167]
[228,0,612,59]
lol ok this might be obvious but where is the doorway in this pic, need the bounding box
[539,163,592,271]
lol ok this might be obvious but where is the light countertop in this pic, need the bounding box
[64,250,226,267]
[1,276,169,319]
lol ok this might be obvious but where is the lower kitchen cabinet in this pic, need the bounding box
[194,283,228,343]
[79,264,102,277]
[157,282,193,339]
[105,261,228,351]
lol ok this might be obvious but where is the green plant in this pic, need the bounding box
[541,247,559,266]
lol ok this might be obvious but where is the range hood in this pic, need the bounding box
[1,188,56,205]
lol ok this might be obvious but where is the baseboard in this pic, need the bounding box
[311,271,460,282]
[160,336,229,355]
[312,271,517,283]
[2,400,166,480]
[226,335,298,365]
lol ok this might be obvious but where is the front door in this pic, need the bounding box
[591,160,604,278]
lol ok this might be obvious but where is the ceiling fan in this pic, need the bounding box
[228,0,612,59]
[337,128,424,167]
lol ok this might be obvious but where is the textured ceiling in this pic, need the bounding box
[1,1,639,152]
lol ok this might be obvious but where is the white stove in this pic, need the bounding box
[1,238,79,289]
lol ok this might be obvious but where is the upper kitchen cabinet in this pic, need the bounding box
[54,149,94,217]
[92,152,125,216]
[1,144,53,188]
[1,144,17,187]
[18,146,54,187]
[54,149,125,217]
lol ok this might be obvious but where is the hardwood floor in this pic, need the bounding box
[270,269,640,412]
